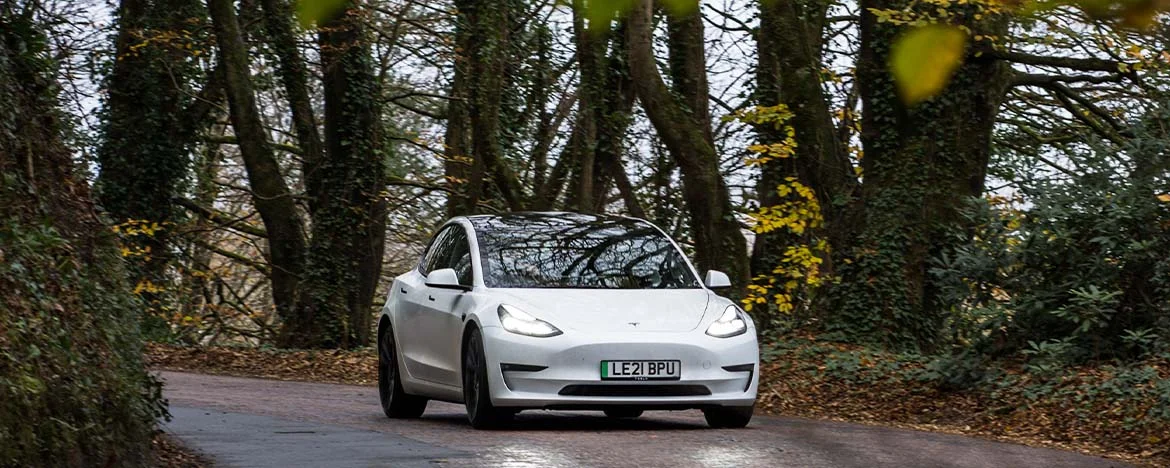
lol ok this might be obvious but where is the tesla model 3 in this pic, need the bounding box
[376,212,758,429]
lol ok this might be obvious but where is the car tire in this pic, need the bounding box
[378,322,428,418]
[603,408,644,419]
[703,405,753,428]
[463,328,512,429]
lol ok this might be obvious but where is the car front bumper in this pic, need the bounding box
[480,325,758,409]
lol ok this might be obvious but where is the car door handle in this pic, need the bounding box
[428,295,435,301]
[400,288,407,294]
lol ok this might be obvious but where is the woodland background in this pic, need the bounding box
[1,0,1169,464]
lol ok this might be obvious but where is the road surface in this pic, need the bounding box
[160,371,1128,468]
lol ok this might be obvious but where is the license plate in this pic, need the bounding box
[600,360,681,381]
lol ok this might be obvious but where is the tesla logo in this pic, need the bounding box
[628,322,639,327]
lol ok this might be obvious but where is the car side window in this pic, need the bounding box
[419,227,455,275]
[446,228,473,286]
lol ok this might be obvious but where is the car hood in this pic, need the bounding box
[491,289,713,333]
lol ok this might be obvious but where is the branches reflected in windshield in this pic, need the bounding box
[470,213,700,289]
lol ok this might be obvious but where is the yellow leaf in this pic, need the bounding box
[1157,194,1170,202]
[296,0,347,28]
[889,25,968,106]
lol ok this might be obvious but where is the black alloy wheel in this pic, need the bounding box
[462,328,513,429]
[378,323,427,418]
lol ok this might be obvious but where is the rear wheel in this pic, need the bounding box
[463,328,512,429]
[378,323,427,418]
[703,405,753,428]
[603,408,644,419]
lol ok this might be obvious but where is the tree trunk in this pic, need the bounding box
[447,0,521,214]
[576,14,639,216]
[178,117,227,344]
[571,0,603,212]
[529,92,577,210]
[444,4,473,217]
[96,0,205,320]
[208,0,307,328]
[258,0,326,216]
[753,0,858,282]
[664,5,711,144]
[831,1,1012,349]
[535,123,579,209]
[627,0,749,290]
[290,1,388,348]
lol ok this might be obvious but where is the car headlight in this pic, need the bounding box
[498,304,562,337]
[705,305,748,338]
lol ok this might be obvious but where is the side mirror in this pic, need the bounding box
[425,268,468,291]
[704,270,732,289]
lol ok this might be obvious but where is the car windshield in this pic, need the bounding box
[471,214,700,289]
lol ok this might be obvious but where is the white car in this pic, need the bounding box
[377,212,758,429]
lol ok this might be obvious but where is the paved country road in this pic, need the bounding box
[160,371,1129,468]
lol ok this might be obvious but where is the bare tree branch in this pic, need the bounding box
[173,197,268,238]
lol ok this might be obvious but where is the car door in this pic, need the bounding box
[415,225,475,388]
[397,226,457,384]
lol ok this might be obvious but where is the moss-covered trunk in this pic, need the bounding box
[443,7,473,217]
[572,10,638,216]
[445,0,523,214]
[830,1,1012,349]
[288,1,388,348]
[95,0,206,325]
[753,0,858,283]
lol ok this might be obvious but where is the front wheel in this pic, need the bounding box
[703,405,753,428]
[463,328,512,429]
[378,323,427,418]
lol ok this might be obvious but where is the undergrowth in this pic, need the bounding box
[759,334,1170,465]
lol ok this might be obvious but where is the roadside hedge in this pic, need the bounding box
[0,14,165,467]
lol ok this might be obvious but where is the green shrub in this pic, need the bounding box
[916,351,995,391]
[1,220,167,466]
[931,139,1170,361]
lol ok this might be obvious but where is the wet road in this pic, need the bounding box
[160,371,1128,467]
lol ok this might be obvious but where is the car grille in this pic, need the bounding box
[558,384,711,397]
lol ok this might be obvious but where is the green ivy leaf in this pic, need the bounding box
[22,374,45,394]
[889,25,968,106]
[296,0,347,28]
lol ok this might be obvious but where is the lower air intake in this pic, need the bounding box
[558,384,711,397]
